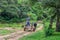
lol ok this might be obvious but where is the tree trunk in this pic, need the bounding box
[56,8,60,32]
[45,13,56,36]
[48,13,56,29]
[56,15,60,32]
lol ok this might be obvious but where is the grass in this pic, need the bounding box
[0,23,23,30]
[19,30,60,40]
[0,23,23,35]
[0,29,15,35]
[19,31,45,40]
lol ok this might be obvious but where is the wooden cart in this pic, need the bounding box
[24,25,36,32]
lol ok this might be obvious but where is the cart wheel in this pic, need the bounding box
[33,28,36,31]
[24,28,26,31]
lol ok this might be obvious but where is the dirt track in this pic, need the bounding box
[0,21,43,40]
[0,26,43,40]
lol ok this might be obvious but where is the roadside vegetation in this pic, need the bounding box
[0,29,15,35]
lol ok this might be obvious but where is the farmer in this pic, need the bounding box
[26,14,30,27]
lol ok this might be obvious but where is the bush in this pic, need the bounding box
[45,28,54,36]
[44,21,54,37]
[27,12,37,21]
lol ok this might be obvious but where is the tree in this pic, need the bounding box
[42,0,60,31]
[0,0,35,22]
[0,0,22,22]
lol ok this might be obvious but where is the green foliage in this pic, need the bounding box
[0,0,56,23]
[44,21,55,36]
[27,12,37,21]
[42,0,60,8]
[45,28,54,36]
[0,29,15,35]
[0,0,20,23]
[41,0,60,36]
[32,2,44,20]
[0,0,30,23]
